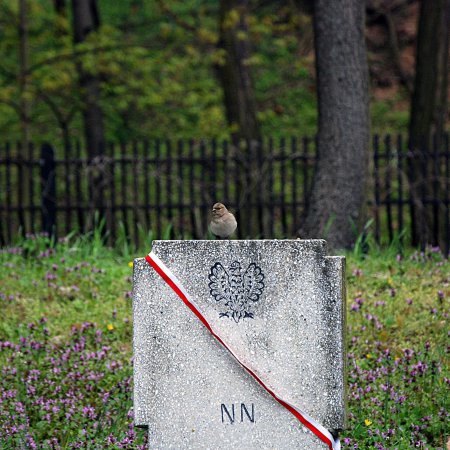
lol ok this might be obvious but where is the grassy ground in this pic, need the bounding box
[0,234,448,449]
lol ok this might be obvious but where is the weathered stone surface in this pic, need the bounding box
[133,240,346,449]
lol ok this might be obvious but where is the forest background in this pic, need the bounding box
[1,0,446,146]
[0,0,449,253]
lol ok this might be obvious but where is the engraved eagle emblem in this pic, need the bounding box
[208,261,265,323]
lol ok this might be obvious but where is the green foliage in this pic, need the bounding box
[0,0,409,149]
[371,96,410,134]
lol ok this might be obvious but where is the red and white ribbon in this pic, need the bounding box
[145,251,340,450]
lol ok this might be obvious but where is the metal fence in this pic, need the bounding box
[0,134,449,252]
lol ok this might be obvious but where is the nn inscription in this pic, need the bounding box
[221,403,255,424]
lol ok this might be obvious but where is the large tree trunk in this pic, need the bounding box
[408,0,449,249]
[299,0,370,250]
[72,0,106,229]
[216,0,264,237]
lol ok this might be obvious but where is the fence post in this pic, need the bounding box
[40,143,56,239]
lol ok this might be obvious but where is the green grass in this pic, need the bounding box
[0,233,448,449]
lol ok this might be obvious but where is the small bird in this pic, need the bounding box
[210,203,237,239]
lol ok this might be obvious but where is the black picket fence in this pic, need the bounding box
[0,134,449,252]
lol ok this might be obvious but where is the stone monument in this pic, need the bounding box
[133,240,346,449]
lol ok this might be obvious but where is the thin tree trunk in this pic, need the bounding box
[72,0,104,158]
[217,0,260,143]
[300,0,370,250]
[72,0,106,228]
[18,0,30,152]
[216,0,264,237]
[18,0,30,233]
[408,0,448,249]
[54,0,65,15]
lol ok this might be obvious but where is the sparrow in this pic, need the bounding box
[209,203,237,239]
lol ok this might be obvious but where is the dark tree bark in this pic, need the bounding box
[18,0,30,227]
[48,0,74,150]
[72,0,104,158]
[408,0,449,249]
[216,0,264,237]
[19,0,30,152]
[54,0,65,15]
[299,0,370,250]
[216,0,260,143]
[72,0,106,227]
[291,0,313,15]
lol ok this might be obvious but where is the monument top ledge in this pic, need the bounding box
[144,238,334,264]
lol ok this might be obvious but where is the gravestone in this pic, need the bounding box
[133,240,346,449]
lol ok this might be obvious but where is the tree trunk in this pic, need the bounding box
[72,0,104,158]
[18,0,30,152]
[54,0,65,15]
[71,0,106,228]
[299,0,370,250]
[408,0,448,249]
[216,0,264,237]
[217,0,260,143]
